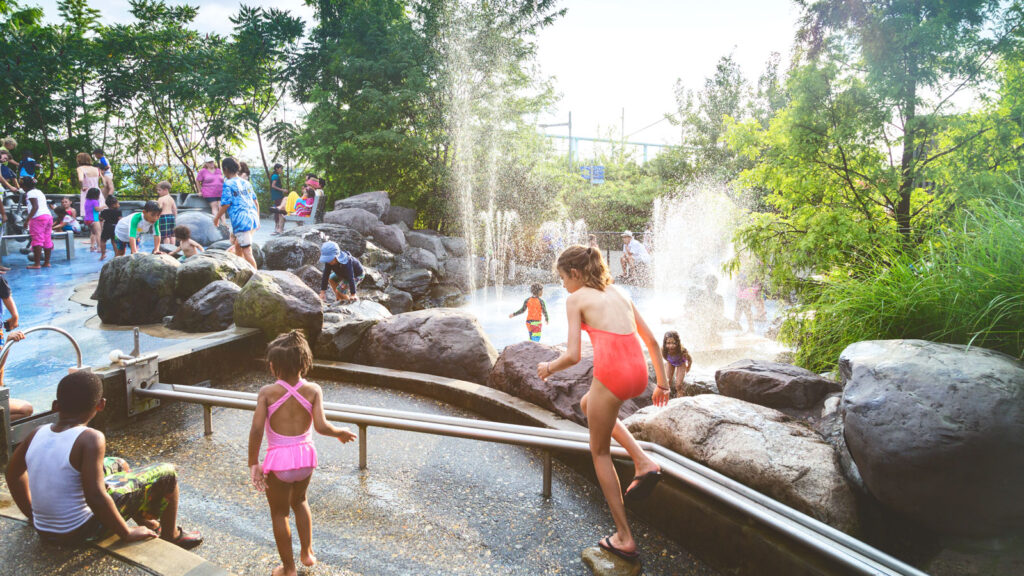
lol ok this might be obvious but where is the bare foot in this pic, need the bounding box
[41,263,51,268]
[26,265,40,269]
[271,566,297,576]
[301,548,317,567]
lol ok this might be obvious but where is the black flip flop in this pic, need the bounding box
[623,469,662,502]
[599,536,640,560]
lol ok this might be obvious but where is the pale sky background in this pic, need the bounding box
[32,0,801,162]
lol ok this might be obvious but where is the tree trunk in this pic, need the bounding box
[895,59,918,243]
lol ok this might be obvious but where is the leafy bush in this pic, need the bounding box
[783,186,1024,372]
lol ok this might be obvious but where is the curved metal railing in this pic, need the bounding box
[0,325,84,373]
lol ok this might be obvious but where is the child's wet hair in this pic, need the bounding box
[221,157,240,175]
[19,177,34,191]
[57,371,103,415]
[85,187,101,200]
[76,152,92,166]
[92,147,104,156]
[157,180,171,191]
[661,330,691,362]
[267,330,314,378]
[143,200,161,214]
[530,283,543,297]
[556,245,612,290]
[107,197,119,207]
[173,225,191,241]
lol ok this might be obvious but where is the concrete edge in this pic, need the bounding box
[0,502,232,576]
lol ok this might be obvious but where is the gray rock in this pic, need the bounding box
[292,264,324,294]
[174,250,254,300]
[175,211,229,246]
[441,236,468,258]
[170,280,240,332]
[383,286,413,314]
[404,229,447,259]
[279,223,366,257]
[391,268,433,298]
[333,190,390,218]
[442,257,472,291]
[488,341,652,426]
[681,376,719,397]
[840,339,1024,536]
[393,220,409,232]
[370,223,406,255]
[624,395,858,533]
[415,284,464,309]
[716,359,841,411]
[361,267,388,291]
[95,254,180,325]
[399,246,439,273]
[581,547,641,576]
[263,236,321,270]
[315,300,391,361]
[234,271,323,340]
[207,241,265,269]
[361,241,397,273]
[361,309,497,384]
[323,207,380,236]
[383,205,416,228]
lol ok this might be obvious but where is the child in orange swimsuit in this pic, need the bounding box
[537,245,669,563]
[508,283,549,342]
[248,331,358,576]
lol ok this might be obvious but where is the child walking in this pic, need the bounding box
[24,178,52,269]
[538,245,669,562]
[509,282,549,342]
[248,331,357,576]
[83,188,103,252]
[168,226,204,261]
[662,331,692,397]
[154,181,177,250]
[98,198,122,261]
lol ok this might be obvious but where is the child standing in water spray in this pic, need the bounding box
[538,246,669,561]
[509,282,549,342]
[248,331,357,576]
[662,331,693,397]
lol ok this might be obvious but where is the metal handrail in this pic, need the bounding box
[0,325,84,373]
[135,381,926,576]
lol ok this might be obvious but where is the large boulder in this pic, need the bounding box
[333,190,390,219]
[840,339,1024,536]
[361,241,397,273]
[370,224,406,255]
[175,211,229,246]
[315,300,392,361]
[263,236,321,271]
[404,230,447,260]
[361,309,497,384]
[383,205,416,228]
[207,241,264,269]
[441,236,468,258]
[174,250,254,300]
[95,254,180,325]
[415,284,464,309]
[442,258,472,291]
[169,280,240,332]
[383,286,413,314]
[234,271,323,340]
[391,268,433,298]
[279,223,366,257]
[323,207,380,236]
[488,342,652,426]
[715,359,841,411]
[398,246,439,273]
[291,264,323,294]
[624,395,858,533]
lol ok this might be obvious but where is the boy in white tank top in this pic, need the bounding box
[3,371,203,548]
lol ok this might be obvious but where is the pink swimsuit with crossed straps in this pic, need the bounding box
[262,379,318,483]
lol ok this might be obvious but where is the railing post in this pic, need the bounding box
[358,424,367,470]
[542,450,552,498]
[203,405,212,436]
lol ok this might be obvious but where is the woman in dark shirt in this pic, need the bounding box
[318,241,364,302]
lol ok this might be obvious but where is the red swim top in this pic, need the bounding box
[582,322,649,401]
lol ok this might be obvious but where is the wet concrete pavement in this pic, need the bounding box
[0,514,150,575]
[100,371,717,575]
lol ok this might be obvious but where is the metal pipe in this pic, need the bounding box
[358,424,367,470]
[542,451,552,499]
[133,383,925,576]
[203,405,213,436]
[0,326,84,373]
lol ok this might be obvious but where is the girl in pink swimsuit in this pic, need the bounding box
[248,331,358,576]
[538,245,670,562]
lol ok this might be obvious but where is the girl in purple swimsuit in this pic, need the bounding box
[248,331,358,576]
[662,331,693,396]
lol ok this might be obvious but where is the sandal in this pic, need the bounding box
[169,526,203,550]
[623,469,662,502]
[599,536,639,561]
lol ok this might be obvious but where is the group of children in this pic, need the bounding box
[268,166,321,234]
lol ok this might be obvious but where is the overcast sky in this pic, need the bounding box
[31,0,801,160]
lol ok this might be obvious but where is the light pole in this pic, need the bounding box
[539,111,573,171]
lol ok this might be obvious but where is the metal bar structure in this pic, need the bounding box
[134,381,926,576]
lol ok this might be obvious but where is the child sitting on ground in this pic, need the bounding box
[113,201,161,256]
[662,331,693,397]
[168,226,204,261]
[52,198,80,233]
[248,331,357,576]
[4,370,203,548]
[509,282,549,342]
[153,181,177,250]
[98,198,122,261]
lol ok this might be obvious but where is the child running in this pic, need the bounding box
[662,331,693,397]
[154,181,177,250]
[168,226,204,261]
[538,245,669,562]
[98,198,122,260]
[248,331,357,576]
[83,188,103,252]
[24,178,52,269]
[509,282,549,342]
[114,201,161,256]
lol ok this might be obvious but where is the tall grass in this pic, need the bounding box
[782,188,1024,373]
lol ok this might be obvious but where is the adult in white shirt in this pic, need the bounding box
[620,230,651,283]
